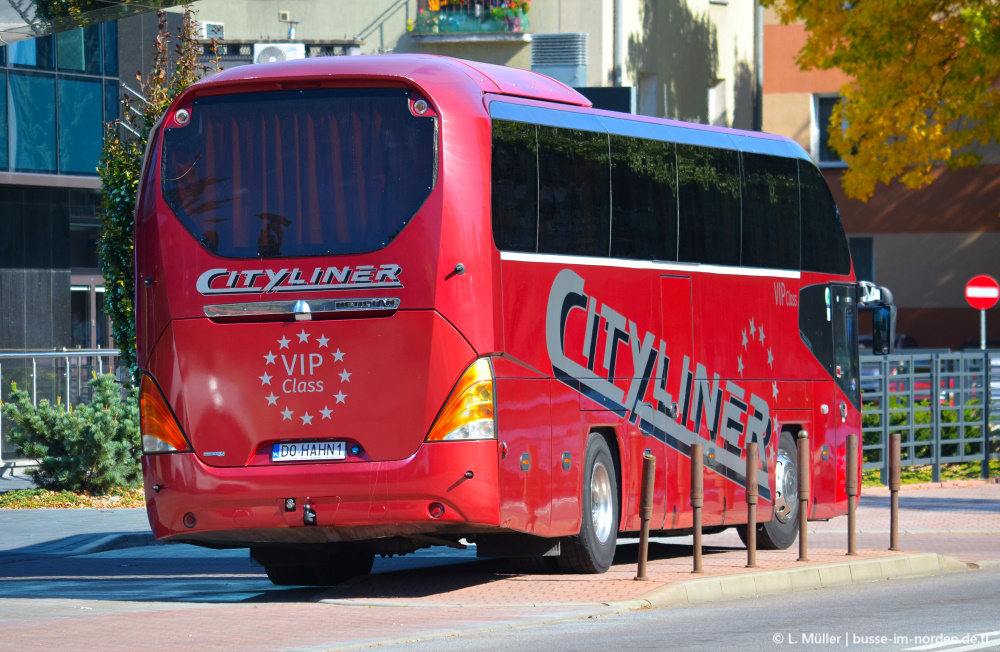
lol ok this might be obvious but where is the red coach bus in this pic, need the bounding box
[135,54,896,585]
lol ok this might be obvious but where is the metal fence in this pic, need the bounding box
[0,350,124,464]
[860,350,1000,480]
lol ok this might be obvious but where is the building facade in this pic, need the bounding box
[762,9,1000,349]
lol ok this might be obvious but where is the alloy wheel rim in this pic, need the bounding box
[591,461,613,544]
[773,446,798,524]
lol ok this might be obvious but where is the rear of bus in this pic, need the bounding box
[135,57,532,577]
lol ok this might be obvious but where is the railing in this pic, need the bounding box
[412,1,530,35]
[0,350,124,465]
[860,350,1000,481]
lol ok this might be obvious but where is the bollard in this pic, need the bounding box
[691,443,704,574]
[635,453,656,581]
[889,432,901,551]
[797,431,810,562]
[745,442,759,568]
[846,433,859,556]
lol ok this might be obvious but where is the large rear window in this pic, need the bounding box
[161,88,436,258]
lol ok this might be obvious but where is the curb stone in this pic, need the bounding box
[629,553,969,609]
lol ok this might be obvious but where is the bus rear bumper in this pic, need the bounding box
[142,440,501,546]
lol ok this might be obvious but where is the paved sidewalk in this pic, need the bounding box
[0,483,996,651]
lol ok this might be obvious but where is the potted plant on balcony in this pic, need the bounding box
[488,0,530,33]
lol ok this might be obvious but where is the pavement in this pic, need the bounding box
[0,481,997,650]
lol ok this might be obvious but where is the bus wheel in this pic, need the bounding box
[264,564,310,586]
[558,433,619,573]
[740,431,800,550]
[263,549,375,587]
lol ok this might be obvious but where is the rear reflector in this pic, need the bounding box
[140,374,192,454]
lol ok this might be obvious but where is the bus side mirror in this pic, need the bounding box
[872,304,897,355]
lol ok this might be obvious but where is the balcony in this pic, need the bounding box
[411,1,532,41]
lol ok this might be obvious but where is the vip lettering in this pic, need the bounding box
[197,264,403,295]
[280,353,325,394]
[545,269,773,497]
[774,281,798,307]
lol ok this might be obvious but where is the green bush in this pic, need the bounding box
[1,375,141,494]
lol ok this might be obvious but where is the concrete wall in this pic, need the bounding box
[620,0,757,127]
[188,0,757,127]
[190,0,417,53]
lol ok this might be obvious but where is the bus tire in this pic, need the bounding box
[557,433,619,574]
[740,430,800,550]
[264,564,310,586]
[263,549,375,587]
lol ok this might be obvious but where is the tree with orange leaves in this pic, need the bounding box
[763,0,1000,201]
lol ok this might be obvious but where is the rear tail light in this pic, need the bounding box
[140,374,192,454]
[425,358,495,442]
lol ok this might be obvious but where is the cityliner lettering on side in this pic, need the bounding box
[545,269,774,500]
[196,264,403,296]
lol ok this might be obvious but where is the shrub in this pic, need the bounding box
[1,375,141,494]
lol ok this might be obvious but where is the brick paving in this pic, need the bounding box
[321,545,908,607]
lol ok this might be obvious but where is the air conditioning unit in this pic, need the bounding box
[531,33,588,87]
[200,21,224,39]
[253,43,306,64]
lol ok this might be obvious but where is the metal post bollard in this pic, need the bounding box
[797,431,810,562]
[745,442,759,568]
[846,433,859,556]
[889,432,901,551]
[635,453,656,581]
[691,443,704,574]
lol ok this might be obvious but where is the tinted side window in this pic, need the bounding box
[799,283,834,375]
[492,120,538,252]
[800,162,851,275]
[741,152,800,269]
[538,126,611,257]
[610,135,677,261]
[677,145,741,266]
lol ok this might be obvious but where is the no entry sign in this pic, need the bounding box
[965,275,1000,311]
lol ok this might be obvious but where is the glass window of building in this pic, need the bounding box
[58,77,104,174]
[57,26,102,75]
[8,35,54,70]
[103,21,118,75]
[0,71,7,169]
[9,72,57,173]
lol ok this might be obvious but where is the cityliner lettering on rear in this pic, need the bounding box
[545,269,774,499]
[196,264,403,296]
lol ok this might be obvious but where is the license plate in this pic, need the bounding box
[271,441,346,462]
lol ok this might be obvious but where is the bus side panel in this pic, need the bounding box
[434,105,503,355]
[579,412,631,532]
[830,383,859,519]
[495,377,552,534]
[622,419,668,531]
[549,379,584,536]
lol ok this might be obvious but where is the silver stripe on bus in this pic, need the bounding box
[204,297,401,319]
[498,251,802,279]
[489,101,812,162]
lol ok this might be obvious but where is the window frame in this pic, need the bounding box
[811,93,847,169]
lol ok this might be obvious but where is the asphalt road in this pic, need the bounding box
[400,564,1000,652]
